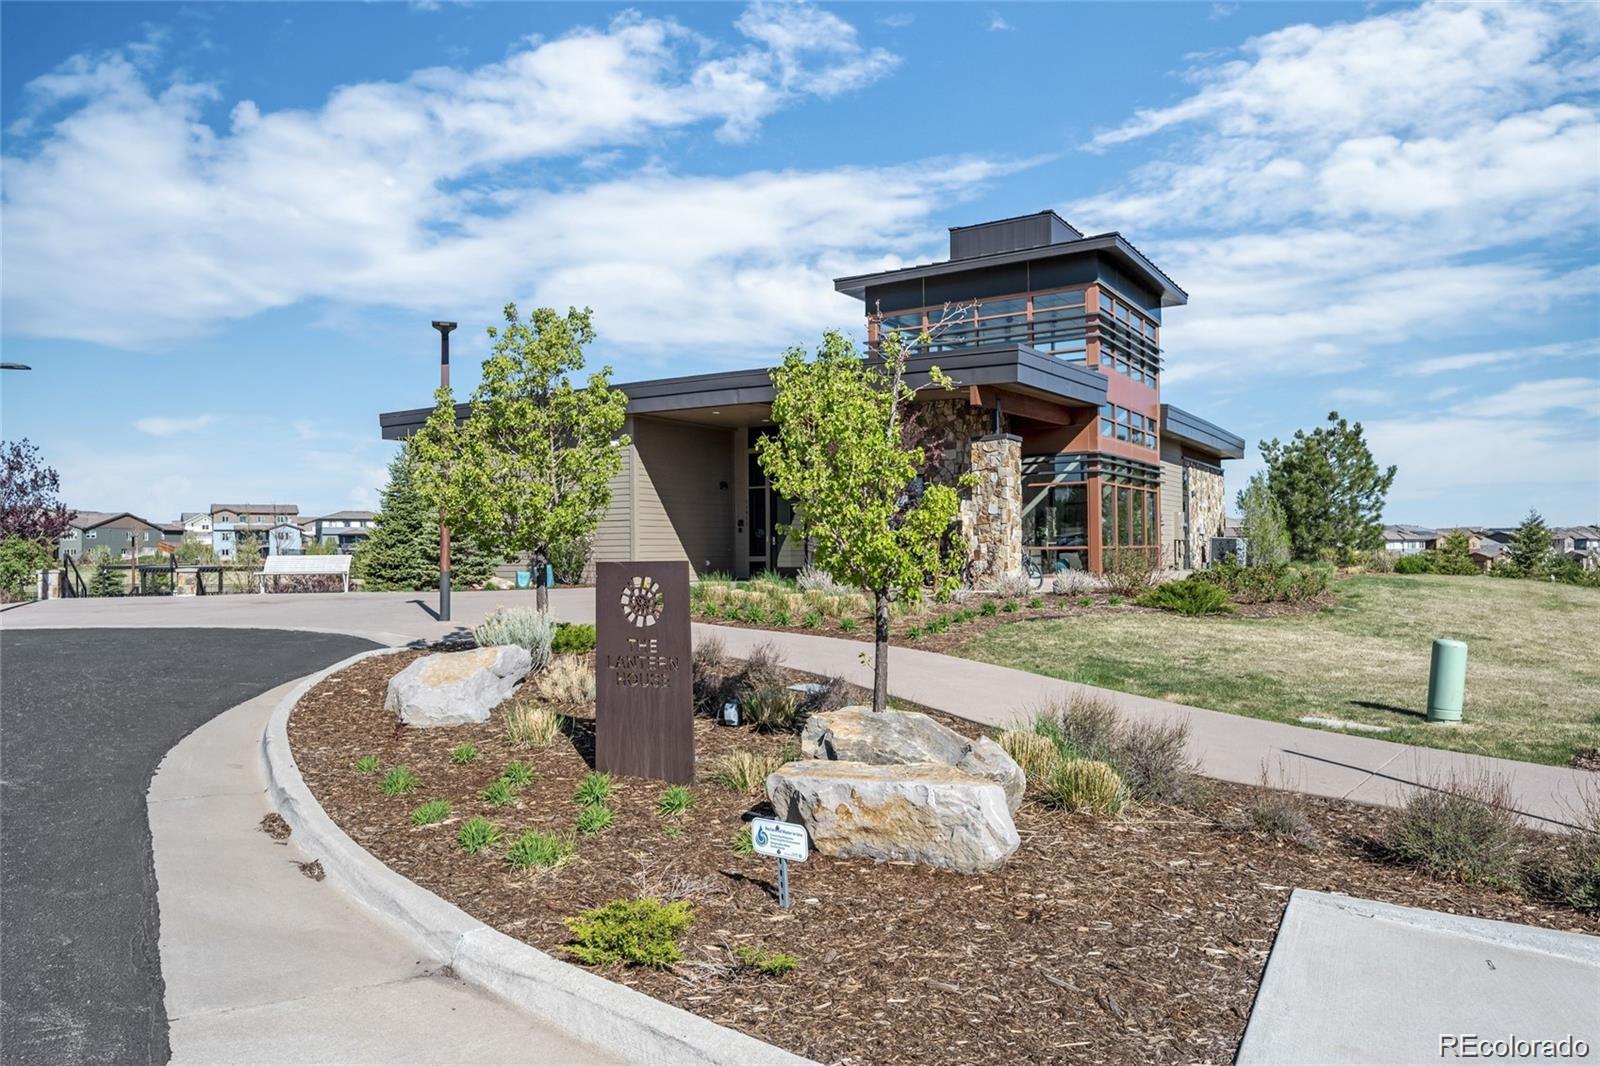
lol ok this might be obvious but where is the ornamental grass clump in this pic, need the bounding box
[711,750,784,795]
[564,897,694,968]
[536,656,595,705]
[449,742,478,765]
[481,779,516,807]
[996,729,1062,795]
[501,760,536,787]
[576,802,615,836]
[354,755,381,775]
[574,771,613,807]
[743,686,804,733]
[1387,773,1524,889]
[657,785,694,817]
[472,607,556,671]
[734,945,798,977]
[379,767,419,796]
[1027,694,1199,807]
[505,704,565,748]
[506,828,575,870]
[1040,758,1128,816]
[409,799,451,826]
[457,816,502,854]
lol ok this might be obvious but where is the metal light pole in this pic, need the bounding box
[0,363,33,371]
[432,320,457,622]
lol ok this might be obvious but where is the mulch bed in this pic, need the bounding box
[289,649,1598,1065]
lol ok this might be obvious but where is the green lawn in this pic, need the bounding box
[954,574,1600,767]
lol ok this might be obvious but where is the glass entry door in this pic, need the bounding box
[748,428,795,574]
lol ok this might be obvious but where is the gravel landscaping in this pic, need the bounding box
[288,648,1599,1065]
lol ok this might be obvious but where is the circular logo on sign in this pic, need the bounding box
[619,574,664,627]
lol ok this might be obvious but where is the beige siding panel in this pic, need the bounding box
[591,440,633,564]
[632,417,735,576]
[1159,437,1185,568]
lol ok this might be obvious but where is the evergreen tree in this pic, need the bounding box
[1432,530,1478,576]
[1505,508,1553,576]
[1258,412,1396,561]
[359,441,497,591]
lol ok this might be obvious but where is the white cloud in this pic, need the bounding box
[988,14,1012,32]
[0,4,943,354]
[134,413,217,436]
[1398,338,1600,377]
[1453,377,1600,419]
[1068,2,1599,384]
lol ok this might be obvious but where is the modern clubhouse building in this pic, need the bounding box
[380,211,1243,582]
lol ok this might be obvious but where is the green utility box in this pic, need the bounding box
[1426,638,1467,723]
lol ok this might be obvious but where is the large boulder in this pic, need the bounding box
[386,645,532,727]
[802,707,1025,813]
[766,760,1019,874]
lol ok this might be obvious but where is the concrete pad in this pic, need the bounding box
[1238,890,1600,1064]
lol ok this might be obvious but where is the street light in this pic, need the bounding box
[1,363,32,370]
[432,320,457,622]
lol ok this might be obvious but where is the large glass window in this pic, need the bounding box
[1023,455,1091,572]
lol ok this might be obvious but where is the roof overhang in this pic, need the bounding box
[832,232,1188,308]
[1160,404,1245,459]
[378,344,1108,440]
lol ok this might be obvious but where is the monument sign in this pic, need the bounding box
[595,561,694,783]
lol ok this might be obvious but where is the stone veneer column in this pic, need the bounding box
[959,433,1023,586]
[1185,462,1225,567]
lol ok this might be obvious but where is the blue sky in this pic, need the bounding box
[2,1,1596,525]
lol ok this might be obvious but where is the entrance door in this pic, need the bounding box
[748,429,795,574]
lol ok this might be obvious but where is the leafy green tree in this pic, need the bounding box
[1234,473,1290,567]
[304,536,340,556]
[234,533,262,566]
[1258,412,1396,561]
[359,441,496,591]
[1432,530,1478,576]
[756,328,964,712]
[172,536,217,564]
[454,304,629,612]
[1505,508,1553,577]
[0,536,51,602]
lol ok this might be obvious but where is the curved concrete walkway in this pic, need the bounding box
[150,679,613,1064]
[5,591,1589,828]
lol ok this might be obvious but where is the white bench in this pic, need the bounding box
[257,554,352,593]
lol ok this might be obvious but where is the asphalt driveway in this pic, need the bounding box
[0,627,378,1066]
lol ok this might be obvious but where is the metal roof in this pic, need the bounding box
[318,510,377,521]
[210,503,300,515]
[1383,524,1438,540]
[1159,405,1245,459]
[379,344,1110,441]
[832,231,1188,308]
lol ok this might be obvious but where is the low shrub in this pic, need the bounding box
[1137,579,1233,616]
[536,656,596,705]
[457,815,501,854]
[552,622,597,654]
[576,802,615,836]
[1052,569,1107,595]
[409,799,451,826]
[992,573,1034,599]
[501,760,536,787]
[354,755,381,775]
[1192,558,1333,604]
[1028,596,1043,609]
[905,625,923,640]
[799,610,821,629]
[472,607,556,671]
[1001,599,1018,613]
[734,945,798,977]
[449,742,478,765]
[1361,548,1396,574]
[564,897,694,968]
[657,785,695,817]
[507,828,575,870]
[1242,780,1317,848]
[1040,759,1128,815]
[1387,774,1523,889]
[1076,595,1092,607]
[838,616,859,633]
[1548,801,1600,910]
[1028,695,1199,806]
[797,565,845,595]
[505,704,566,748]
[1393,553,1433,575]
[980,599,999,617]
[0,536,51,602]
[710,750,784,796]
[575,771,613,806]
[481,779,515,806]
[379,767,419,796]
[691,634,732,714]
[1104,547,1159,597]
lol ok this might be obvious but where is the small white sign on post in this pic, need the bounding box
[749,817,808,909]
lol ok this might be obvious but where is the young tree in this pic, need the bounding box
[360,439,496,591]
[1505,508,1553,577]
[1234,473,1290,567]
[1432,530,1478,576]
[1,439,75,542]
[457,304,629,612]
[1258,412,1395,561]
[234,534,263,566]
[756,328,964,712]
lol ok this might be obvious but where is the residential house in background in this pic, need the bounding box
[1553,525,1600,570]
[57,512,164,560]
[311,511,377,553]
[182,511,212,536]
[210,503,299,561]
[1383,525,1439,555]
[266,520,304,556]
[379,210,1243,580]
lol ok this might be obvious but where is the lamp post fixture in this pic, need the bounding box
[432,320,458,622]
[1,363,32,371]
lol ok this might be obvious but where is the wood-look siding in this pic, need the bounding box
[591,416,734,576]
[1159,437,1185,568]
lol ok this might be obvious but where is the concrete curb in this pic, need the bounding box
[261,647,814,1066]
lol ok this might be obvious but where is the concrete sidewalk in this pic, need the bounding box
[148,681,612,1065]
[15,590,1590,829]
